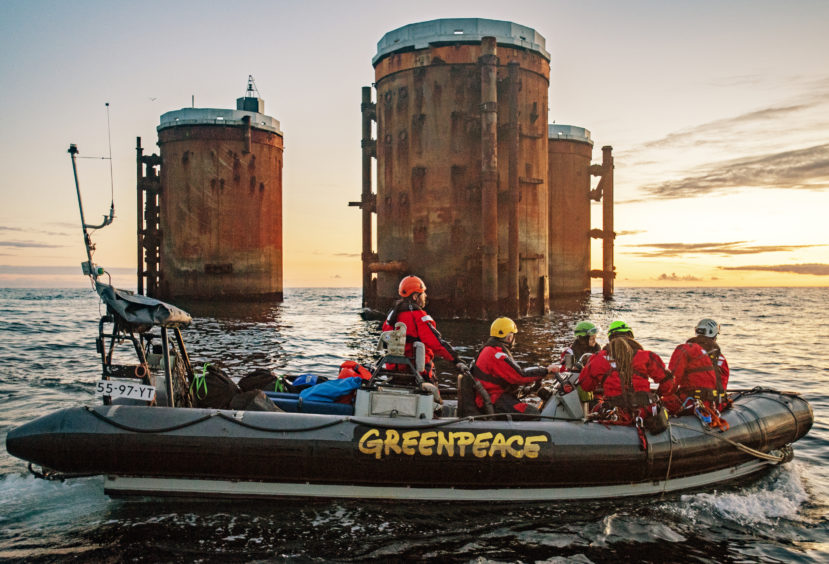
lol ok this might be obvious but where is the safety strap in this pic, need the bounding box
[189,362,209,400]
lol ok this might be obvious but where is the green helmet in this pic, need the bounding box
[608,320,633,338]
[574,321,598,337]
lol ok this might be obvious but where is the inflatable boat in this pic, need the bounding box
[5,149,814,500]
[6,376,813,501]
[3,279,814,502]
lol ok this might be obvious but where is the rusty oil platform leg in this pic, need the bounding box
[480,36,499,318]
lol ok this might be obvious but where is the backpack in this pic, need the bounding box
[238,368,278,392]
[290,374,328,391]
[190,364,240,409]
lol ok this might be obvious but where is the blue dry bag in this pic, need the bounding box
[299,377,362,403]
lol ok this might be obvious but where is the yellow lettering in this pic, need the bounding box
[523,435,549,459]
[384,429,401,456]
[472,432,493,458]
[419,431,437,456]
[452,432,475,456]
[358,428,549,460]
[401,431,419,455]
[488,433,508,457]
[506,434,524,458]
[436,431,454,456]
[358,429,383,459]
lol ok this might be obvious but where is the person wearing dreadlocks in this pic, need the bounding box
[667,318,730,415]
[577,321,675,431]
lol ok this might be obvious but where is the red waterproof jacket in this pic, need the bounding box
[579,346,674,407]
[472,338,547,407]
[668,337,729,410]
[382,300,458,380]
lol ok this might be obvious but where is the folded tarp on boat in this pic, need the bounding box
[95,282,192,328]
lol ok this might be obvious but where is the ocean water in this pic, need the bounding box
[0,286,827,562]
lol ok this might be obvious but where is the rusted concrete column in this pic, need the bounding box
[507,62,520,316]
[361,86,376,307]
[136,137,144,295]
[480,36,499,316]
[602,145,615,297]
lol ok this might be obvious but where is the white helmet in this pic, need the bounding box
[695,318,720,338]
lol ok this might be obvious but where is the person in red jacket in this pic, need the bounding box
[472,317,559,416]
[667,318,730,414]
[382,275,461,383]
[578,321,676,420]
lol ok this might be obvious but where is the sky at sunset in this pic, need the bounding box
[1,0,827,289]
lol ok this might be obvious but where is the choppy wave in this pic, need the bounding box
[1,287,827,562]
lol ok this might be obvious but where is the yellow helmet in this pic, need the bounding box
[490,317,518,338]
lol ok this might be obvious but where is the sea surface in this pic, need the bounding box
[0,286,827,562]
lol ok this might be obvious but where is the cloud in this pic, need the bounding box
[639,104,811,152]
[0,240,66,249]
[0,226,72,237]
[638,143,829,199]
[332,252,360,258]
[626,241,824,258]
[720,263,829,276]
[0,265,134,275]
[656,273,703,282]
[616,229,646,237]
[706,74,765,88]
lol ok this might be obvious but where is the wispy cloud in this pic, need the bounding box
[639,104,812,152]
[638,143,829,199]
[656,272,704,281]
[0,240,66,249]
[627,241,824,258]
[0,265,134,275]
[720,263,829,276]
[616,229,646,237]
[0,226,72,237]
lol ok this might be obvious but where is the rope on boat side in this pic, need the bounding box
[728,387,802,402]
[84,406,216,433]
[669,421,786,462]
[82,406,508,434]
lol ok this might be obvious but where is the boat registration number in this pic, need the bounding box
[96,380,156,401]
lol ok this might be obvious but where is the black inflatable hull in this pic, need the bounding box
[6,390,813,501]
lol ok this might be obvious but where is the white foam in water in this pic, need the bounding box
[678,463,809,525]
[0,473,109,529]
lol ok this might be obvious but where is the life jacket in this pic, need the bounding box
[674,341,725,404]
[471,338,545,407]
[382,300,442,378]
[599,355,659,411]
[337,360,372,381]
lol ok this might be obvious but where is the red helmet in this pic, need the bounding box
[398,275,426,298]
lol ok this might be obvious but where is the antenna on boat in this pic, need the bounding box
[68,103,118,282]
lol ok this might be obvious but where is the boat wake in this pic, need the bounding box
[676,462,809,525]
